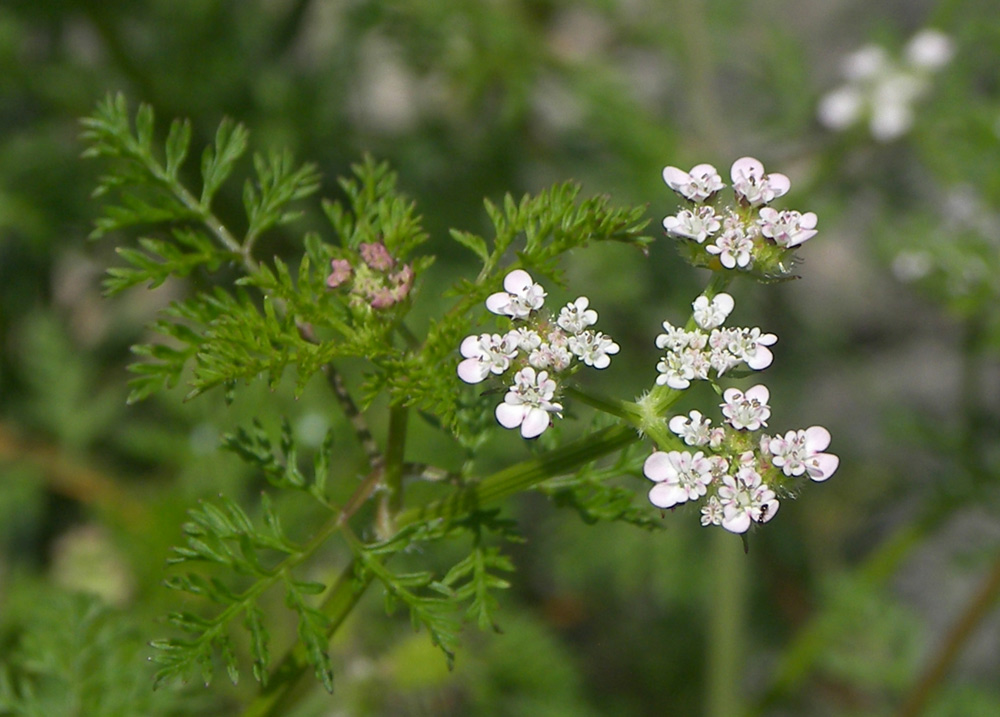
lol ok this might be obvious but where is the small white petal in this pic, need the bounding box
[520,408,550,438]
[457,358,489,383]
[495,403,525,430]
[503,269,533,293]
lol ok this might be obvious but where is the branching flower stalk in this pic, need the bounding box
[83,94,839,714]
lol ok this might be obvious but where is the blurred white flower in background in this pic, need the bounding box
[818,29,954,141]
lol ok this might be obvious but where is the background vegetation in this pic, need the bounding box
[1,0,998,715]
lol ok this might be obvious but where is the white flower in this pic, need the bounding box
[668,410,713,446]
[905,29,954,70]
[528,341,573,372]
[692,292,735,330]
[720,385,771,431]
[511,327,543,352]
[655,351,696,389]
[644,450,714,509]
[662,163,725,202]
[727,327,778,371]
[730,157,790,206]
[768,426,840,481]
[758,208,818,248]
[663,206,722,243]
[655,322,695,352]
[568,330,620,369]
[843,45,890,81]
[817,86,865,130]
[557,296,598,334]
[819,30,953,142]
[700,496,724,526]
[717,468,779,534]
[486,269,546,319]
[495,367,562,438]
[707,228,755,269]
[457,333,519,384]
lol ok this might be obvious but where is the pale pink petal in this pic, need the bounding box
[495,402,525,430]
[767,172,791,199]
[457,358,488,384]
[520,408,550,438]
[745,346,774,370]
[731,157,764,182]
[503,269,533,293]
[460,335,482,359]
[643,451,673,482]
[690,163,719,178]
[662,166,689,189]
[803,426,832,452]
[649,482,686,509]
[808,453,839,482]
[485,292,510,314]
[722,509,752,534]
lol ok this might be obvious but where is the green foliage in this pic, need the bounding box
[0,591,207,716]
[152,494,335,692]
[539,440,665,532]
[387,182,652,431]
[222,418,333,506]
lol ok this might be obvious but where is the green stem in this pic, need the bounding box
[376,405,409,538]
[398,423,639,528]
[240,559,371,717]
[564,386,642,423]
[241,422,641,717]
[705,526,747,717]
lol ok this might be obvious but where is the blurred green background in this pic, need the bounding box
[1,0,999,715]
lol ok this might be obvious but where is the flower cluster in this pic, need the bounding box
[662,157,817,276]
[457,270,620,438]
[655,292,776,389]
[818,29,954,142]
[326,241,414,309]
[645,290,837,533]
[645,387,839,534]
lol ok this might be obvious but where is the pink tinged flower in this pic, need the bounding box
[643,450,713,509]
[758,208,818,248]
[706,229,754,269]
[662,163,725,202]
[720,385,771,431]
[768,426,839,481]
[557,297,599,334]
[717,467,778,533]
[529,343,573,372]
[512,327,542,352]
[457,333,519,384]
[663,206,722,243]
[359,241,395,272]
[326,259,353,288]
[668,410,712,446]
[730,157,790,207]
[568,331,619,369]
[486,269,547,319]
[494,367,562,439]
[692,292,735,330]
